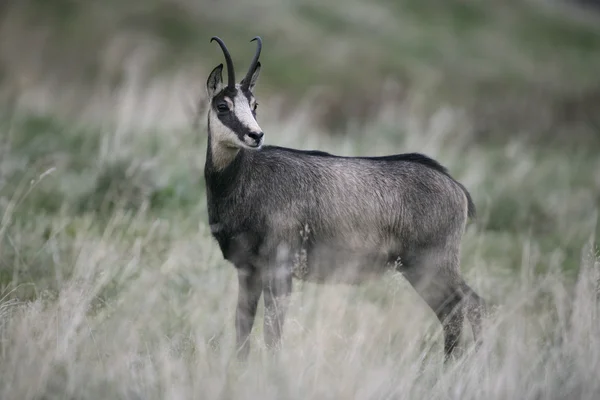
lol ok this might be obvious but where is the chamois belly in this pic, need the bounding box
[291,240,400,285]
[279,212,407,284]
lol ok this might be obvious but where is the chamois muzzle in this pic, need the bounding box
[246,131,264,148]
[210,36,236,90]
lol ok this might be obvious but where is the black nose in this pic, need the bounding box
[248,132,264,142]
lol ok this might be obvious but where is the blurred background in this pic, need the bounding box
[0,1,600,398]
[1,0,600,316]
[1,0,600,142]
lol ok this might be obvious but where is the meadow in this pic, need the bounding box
[1,1,600,399]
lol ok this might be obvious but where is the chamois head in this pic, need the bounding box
[206,36,263,151]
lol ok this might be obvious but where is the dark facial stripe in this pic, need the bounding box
[218,112,256,141]
[212,88,260,143]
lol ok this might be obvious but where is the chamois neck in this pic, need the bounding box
[209,138,240,172]
[206,117,241,172]
[204,134,248,200]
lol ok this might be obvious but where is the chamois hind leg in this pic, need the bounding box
[262,265,293,351]
[235,266,263,360]
[400,251,466,362]
[459,279,486,349]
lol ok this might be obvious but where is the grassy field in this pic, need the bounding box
[1,0,600,399]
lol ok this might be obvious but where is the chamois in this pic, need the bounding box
[203,36,485,362]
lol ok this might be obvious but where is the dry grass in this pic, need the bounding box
[1,88,599,398]
[0,202,598,399]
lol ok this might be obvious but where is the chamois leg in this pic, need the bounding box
[262,266,292,351]
[235,266,262,360]
[459,280,486,349]
[401,260,465,362]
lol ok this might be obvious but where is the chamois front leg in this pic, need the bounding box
[235,266,262,360]
[262,265,292,351]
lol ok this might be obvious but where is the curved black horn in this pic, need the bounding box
[210,36,235,89]
[242,36,262,89]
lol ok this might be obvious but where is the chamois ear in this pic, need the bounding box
[206,64,224,98]
[243,62,261,92]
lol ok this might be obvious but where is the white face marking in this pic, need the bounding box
[232,90,263,145]
[208,85,264,170]
[208,110,239,171]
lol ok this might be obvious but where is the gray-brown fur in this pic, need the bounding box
[204,36,486,362]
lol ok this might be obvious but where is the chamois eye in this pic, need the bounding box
[253,103,258,112]
[217,103,229,113]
